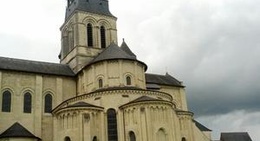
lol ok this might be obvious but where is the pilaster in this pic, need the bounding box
[56,78,63,105]
[34,75,43,137]
[119,60,123,85]
[77,23,87,46]
[140,107,147,141]
[104,61,108,87]
[118,111,125,141]
[146,107,152,141]
[100,112,104,141]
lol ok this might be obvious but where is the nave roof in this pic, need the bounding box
[0,56,75,76]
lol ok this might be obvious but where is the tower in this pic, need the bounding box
[59,0,118,73]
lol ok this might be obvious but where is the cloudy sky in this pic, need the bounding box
[0,0,259,140]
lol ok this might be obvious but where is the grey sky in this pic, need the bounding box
[0,0,259,140]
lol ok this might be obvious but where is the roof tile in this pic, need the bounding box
[0,122,40,139]
[0,57,75,76]
[220,132,252,141]
[145,73,183,87]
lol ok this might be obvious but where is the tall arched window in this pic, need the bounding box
[64,136,71,141]
[87,23,93,47]
[126,76,132,85]
[92,136,97,141]
[182,137,187,141]
[98,78,103,88]
[157,128,167,141]
[107,109,118,141]
[100,26,106,48]
[2,91,11,112]
[23,92,32,113]
[44,94,52,113]
[129,131,136,141]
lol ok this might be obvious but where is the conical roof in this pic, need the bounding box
[120,96,167,108]
[120,39,136,58]
[67,101,103,109]
[88,42,147,70]
[90,42,136,63]
[0,122,40,139]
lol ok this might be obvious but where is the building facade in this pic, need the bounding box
[0,0,212,141]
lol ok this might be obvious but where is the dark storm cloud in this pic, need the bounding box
[112,0,260,117]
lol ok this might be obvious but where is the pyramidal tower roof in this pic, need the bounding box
[65,0,116,20]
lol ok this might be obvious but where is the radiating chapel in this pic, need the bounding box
[0,0,212,141]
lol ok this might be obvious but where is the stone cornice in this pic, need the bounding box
[53,106,103,116]
[52,88,173,112]
[176,110,194,117]
[119,100,175,110]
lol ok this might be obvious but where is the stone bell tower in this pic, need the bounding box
[59,0,118,73]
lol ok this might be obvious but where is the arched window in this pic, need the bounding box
[129,131,136,141]
[87,23,93,47]
[100,26,106,48]
[44,94,52,113]
[157,128,167,141]
[64,136,71,141]
[107,109,118,141]
[98,78,103,88]
[92,136,97,141]
[182,137,186,141]
[2,91,11,112]
[126,76,132,85]
[23,92,32,113]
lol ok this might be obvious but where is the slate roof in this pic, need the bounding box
[220,132,252,141]
[88,42,147,70]
[67,101,103,109]
[0,57,75,76]
[120,39,136,58]
[130,96,161,103]
[65,0,116,21]
[0,122,41,140]
[193,120,212,131]
[146,83,161,89]
[120,96,166,108]
[145,73,184,87]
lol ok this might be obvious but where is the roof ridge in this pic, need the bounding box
[0,56,62,66]
[0,57,75,76]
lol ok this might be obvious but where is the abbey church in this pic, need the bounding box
[0,0,212,141]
